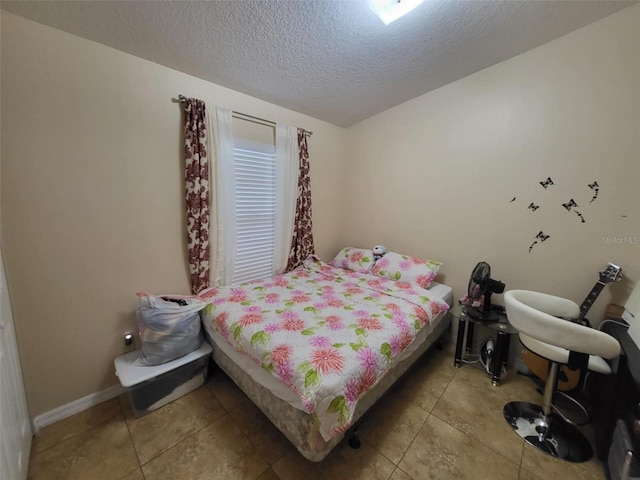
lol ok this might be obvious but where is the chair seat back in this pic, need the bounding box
[505,290,620,360]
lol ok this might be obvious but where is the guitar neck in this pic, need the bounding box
[579,281,606,320]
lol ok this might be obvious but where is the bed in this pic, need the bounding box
[198,253,452,461]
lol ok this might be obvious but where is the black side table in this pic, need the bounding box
[454,308,518,386]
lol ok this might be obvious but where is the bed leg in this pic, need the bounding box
[348,427,361,449]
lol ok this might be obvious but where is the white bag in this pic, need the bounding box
[136,293,206,366]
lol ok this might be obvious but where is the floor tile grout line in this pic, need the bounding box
[115,395,149,480]
[395,351,532,475]
[115,465,145,480]
[29,399,124,459]
[393,412,431,470]
[387,465,399,480]
[438,361,536,468]
[428,365,457,413]
[127,387,229,468]
[225,402,281,472]
[393,408,431,467]
[360,435,397,468]
[135,409,229,469]
[376,352,461,468]
[120,396,145,474]
[356,382,435,466]
[208,376,286,471]
[429,408,523,469]
[518,463,527,480]
[28,398,136,480]
[517,434,525,471]
[395,464,417,480]
[207,380,252,414]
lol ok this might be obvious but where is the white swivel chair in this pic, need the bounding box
[503,289,621,463]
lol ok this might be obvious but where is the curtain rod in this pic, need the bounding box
[176,94,313,136]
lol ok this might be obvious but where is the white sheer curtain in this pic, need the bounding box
[205,111,297,283]
[206,105,236,286]
[273,125,300,274]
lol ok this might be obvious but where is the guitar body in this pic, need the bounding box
[520,263,622,391]
[522,348,581,391]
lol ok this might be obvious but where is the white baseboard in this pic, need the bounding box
[32,383,125,434]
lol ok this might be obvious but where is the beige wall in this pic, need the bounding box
[344,5,640,321]
[0,12,346,417]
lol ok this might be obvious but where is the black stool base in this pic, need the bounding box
[503,401,593,463]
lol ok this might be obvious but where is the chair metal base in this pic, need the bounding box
[503,401,593,463]
[552,390,590,426]
[534,383,590,426]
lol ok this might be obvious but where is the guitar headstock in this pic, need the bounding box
[600,263,623,284]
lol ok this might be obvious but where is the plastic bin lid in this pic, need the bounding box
[114,341,212,387]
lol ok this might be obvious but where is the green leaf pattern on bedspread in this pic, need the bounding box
[198,255,449,441]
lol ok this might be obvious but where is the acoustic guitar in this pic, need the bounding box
[521,263,623,391]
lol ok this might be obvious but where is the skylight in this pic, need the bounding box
[368,0,424,25]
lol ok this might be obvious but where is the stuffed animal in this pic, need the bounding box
[372,245,387,261]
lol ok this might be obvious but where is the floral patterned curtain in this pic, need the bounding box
[183,98,210,294]
[285,130,315,272]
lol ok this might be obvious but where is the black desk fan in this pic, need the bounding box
[465,261,505,322]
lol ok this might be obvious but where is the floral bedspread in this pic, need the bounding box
[199,256,450,441]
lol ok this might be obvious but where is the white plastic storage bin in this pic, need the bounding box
[114,341,212,417]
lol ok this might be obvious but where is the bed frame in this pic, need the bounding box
[209,312,452,462]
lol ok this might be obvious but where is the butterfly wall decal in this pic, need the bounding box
[562,198,586,223]
[514,177,599,251]
[588,181,599,203]
[529,231,550,253]
[562,198,578,211]
[536,231,550,242]
[539,177,555,189]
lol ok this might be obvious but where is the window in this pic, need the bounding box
[231,141,277,284]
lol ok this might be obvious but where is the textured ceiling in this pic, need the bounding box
[1,0,636,127]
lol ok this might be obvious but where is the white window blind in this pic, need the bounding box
[231,145,277,284]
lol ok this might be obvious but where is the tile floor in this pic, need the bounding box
[28,345,607,480]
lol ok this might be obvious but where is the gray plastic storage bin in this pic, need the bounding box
[114,341,212,417]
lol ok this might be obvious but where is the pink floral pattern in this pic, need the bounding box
[372,251,442,289]
[329,247,375,273]
[199,255,450,441]
[311,348,345,374]
[184,98,210,294]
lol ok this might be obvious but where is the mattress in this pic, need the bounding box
[209,304,451,461]
[202,272,452,461]
[206,281,452,412]
[200,256,451,440]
